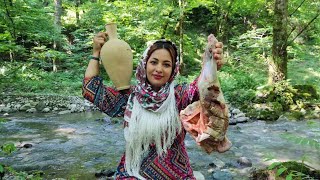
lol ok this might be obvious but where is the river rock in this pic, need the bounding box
[78,106,85,112]
[232,109,241,115]
[235,116,249,123]
[229,118,237,125]
[35,101,46,111]
[314,112,320,118]
[277,115,289,121]
[42,108,50,113]
[29,100,37,106]
[194,171,205,180]
[0,104,5,112]
[68,104,77,112]
[13,104,22,111]
[234,112,245,118]
[229,117,249,125]
[2,106,12,113]
[210,158,226,169]
[3,98,10,103]
[237,157,252,167]
[58,110,71,115]
[95,169,115,178]
[26,108,37,113]
[20,103,32,111]
[23,143,33,148]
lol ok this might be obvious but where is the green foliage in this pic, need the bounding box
[78,2,106,31]
[287,43,320,94]
[0,0,319,104]
[0,143,16,155]
[0,164,3,173]
[268,161,320,180]
[0,117,9,123]
[0,61,84,96]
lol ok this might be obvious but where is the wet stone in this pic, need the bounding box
[26,108,37,113]
[95,169,115,178]
[23,144,33,148]
[237,157,252,167]
[208,162,217,168]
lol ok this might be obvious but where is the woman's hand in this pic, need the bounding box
[93,32,108,56]
[212,42,224,70]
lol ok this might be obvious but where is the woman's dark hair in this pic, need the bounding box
[146,41,178,64]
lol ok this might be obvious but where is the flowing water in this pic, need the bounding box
[0,112,319,179]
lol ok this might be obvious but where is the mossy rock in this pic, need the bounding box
[257,109,281,121]
[293,84,319,100]
[250,169,275,180]
[283,111,304,120]
[246,102,283,121]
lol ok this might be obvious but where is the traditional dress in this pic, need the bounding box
[82,40,201,179]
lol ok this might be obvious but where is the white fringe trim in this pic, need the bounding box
[124,82,181,179]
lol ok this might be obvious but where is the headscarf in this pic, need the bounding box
[125,40,180,114]
[123,40,181,178]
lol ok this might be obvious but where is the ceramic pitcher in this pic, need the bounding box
[100,23,133,90]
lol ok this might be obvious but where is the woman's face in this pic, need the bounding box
[146,49,173,91]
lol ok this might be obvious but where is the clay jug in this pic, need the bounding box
[100,23,133,90]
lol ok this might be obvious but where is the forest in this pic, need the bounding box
[0,0,320,179]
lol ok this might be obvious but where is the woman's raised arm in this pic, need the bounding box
[84,32,107,78]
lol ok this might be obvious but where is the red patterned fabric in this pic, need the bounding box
[82,76,199,179]
[115,132,195,180]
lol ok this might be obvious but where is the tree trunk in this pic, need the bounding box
[3,0,16,61]
[3,0,16,39]
[268,0,288,84]
[53,0,62,72]
[54,0,62,28]
[42,0,49,6]
[76,0,81,25]
[178,0,185,74]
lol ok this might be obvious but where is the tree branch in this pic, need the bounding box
[289,0,307,17]
[287,26,296,39]
[288,12,320,45]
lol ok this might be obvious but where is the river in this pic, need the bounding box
[0,112,319,179]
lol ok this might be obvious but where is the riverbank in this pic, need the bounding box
[0,93,253,125]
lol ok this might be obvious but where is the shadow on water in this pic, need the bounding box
[0,112,319,179]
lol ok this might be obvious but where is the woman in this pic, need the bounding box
[83,32,224,179]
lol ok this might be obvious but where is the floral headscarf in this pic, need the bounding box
[124,39,180,118]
